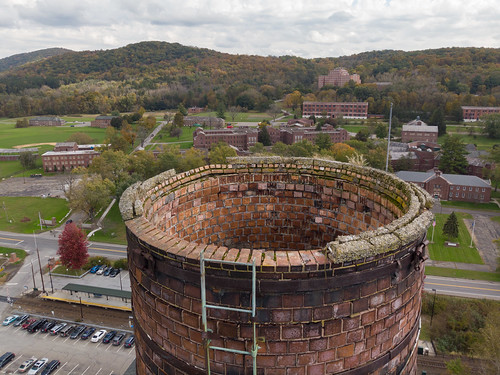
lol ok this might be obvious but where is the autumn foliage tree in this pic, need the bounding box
[57,222,89,270]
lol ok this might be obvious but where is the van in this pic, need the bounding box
[49,322,66,335]
[59,325,74,337]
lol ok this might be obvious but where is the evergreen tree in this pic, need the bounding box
[315,133,332,150]
[57,222,89,270]
[178,103,188,116]
[442,211,459,239]
[216,104,226,120]
[258,126,272,146]
[173,112,184,128]
[439,135,468,174]
[430,108,446,136]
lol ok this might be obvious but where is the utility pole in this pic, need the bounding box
[30,261,37,291]
[48,264,54,293]
[33,233,46,294]
[385,102,393,172]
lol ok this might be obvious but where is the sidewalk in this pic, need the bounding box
[425,259,491,272]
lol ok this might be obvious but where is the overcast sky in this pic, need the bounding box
[1,0,498,60]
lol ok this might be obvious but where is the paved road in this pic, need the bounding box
[424,275,500,300]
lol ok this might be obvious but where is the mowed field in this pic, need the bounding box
[0,121,107,149]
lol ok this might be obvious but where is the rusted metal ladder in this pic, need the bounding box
[200,249,259,375]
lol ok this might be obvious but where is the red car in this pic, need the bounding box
[22,319,35,329]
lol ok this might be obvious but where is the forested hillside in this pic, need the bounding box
[0,41,498,121]
[0,47,72,73]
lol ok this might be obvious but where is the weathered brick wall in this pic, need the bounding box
[120,157,433,375]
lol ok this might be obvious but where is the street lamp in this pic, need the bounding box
[430,289,437,326]
[48,264,54,294]
[79,296,84,320]
[119,268,123,291]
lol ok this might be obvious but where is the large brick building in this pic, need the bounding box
[42,142,101,172]
[29,116,64,126]
[462,106,500,122]
[302,101,368,119]
[396,169,491,203]
[318,68,361,89]
[193,128,258,151]
[91,115,118,128]
[401,118,438,143]
[194,126,350,152]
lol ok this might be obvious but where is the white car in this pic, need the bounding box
[27,358,48,375]
[18,357,37,373]
[91,329,107,343]
[2,315,19,326]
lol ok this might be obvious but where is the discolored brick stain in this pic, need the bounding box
[120,157,433,375]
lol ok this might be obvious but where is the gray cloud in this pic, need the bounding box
[0,0,498,59]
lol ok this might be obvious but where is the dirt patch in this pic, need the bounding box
[13,142,56,149]
[8,293,132,331]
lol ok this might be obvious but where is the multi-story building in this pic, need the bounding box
[0,147,38,161]
[280,125,349,145]
[462,106,500,122]
[42,150,100,172]
[193,128,258,151]
[29,116,64,126]
[401,117,438,143]
[318,68,361,89]
[286,118,314,127]
[396,169,491,203]
[302,101,368,119]
[91,115,118,128]
[187,107,205,114]
[193,125,349,152]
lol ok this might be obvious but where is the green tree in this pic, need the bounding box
[57,222,89,270]
[473,310,500,375]
[439,135,468,174]
[209,142,237,164]
[178,103,188,116]
[258,126,272,146]
[216,104,226,120]
[178,148,206,172]
[315,133,332,150]
[430,108,446,136]
[169,126,182,139]
[88,150,129,186]
[15,118,29,128]
[445,358,470,375]
[19,151,36,170]
[173,112,184,128]
[157,145,182,172]
[442,211,459,239]
[374,123,388,139]
[66,132,96,144]
[249,142,265,154]
[110,116,123,129]
[66,174,114,222]
[128,150,158,180]
[481,113,500,139]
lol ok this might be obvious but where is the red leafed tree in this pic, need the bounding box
[57,222,89,269]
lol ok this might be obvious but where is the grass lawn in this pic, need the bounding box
[87,201,126,245]
[440,200,500,211]
[152,126,196,144]
[425,266,500,282]
[0,246,27,262]
[491,216,500,224]
[0,196,69,233]
[0,158,44,179]
[438,134,499,150]
[0,122,107,149]
[427,212,483,264]
[342,125,365,133]
[51,265,86,276]
[491,190,500,199]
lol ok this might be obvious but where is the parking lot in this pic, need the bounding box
[0,318,135,374]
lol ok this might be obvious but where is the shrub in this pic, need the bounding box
[84,256,111,270]
[113,258,128,269]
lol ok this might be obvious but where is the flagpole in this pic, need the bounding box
[469,220,475,248]
[431,219,436,243]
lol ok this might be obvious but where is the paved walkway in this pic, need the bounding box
[425,259,492,272]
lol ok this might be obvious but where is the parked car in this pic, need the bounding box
[70,325,86,339]
[27,358,48,374]
[22,318,36,329]
[96,265,108,275]
[91,329,107,342]
[102,330,117,344]
[0,352,15,368]
[89,265,100,274]
[80,326,95,340]
[124,335,135,348]
[40,359,60,375]
[27,319,47,333]
[59,324,74,337]
[103,267,112,276]
[112,332,126,346]
[50,322,67,335]
[18,357,37,373]
[109,268,121,277]
[40,320,56,333]
[2,315,19,326]
[13,314,30,327]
